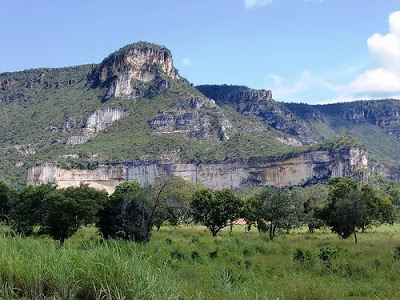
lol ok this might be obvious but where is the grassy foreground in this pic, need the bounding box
[1,225,400,299]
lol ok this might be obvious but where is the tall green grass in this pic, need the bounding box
[0,235,178,299]
[1,225,400,299]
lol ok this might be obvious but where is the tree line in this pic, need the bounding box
[0,176,398,244]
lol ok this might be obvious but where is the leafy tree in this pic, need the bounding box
[96,182,143,239]
[360,185,395,231]
[0,181,18,224]
[246,187,299,240]
[11,184,56,235]
[97,181,147,241]
[42,184,108,245]
[191,189,243,236]
[319,188,365,243]
[98,177,193,243]
[301,184,328,233]
[318,177,395,243]
[389,187,400,206]
[153,177,199,230]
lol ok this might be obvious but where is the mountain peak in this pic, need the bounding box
[92,41,180,100]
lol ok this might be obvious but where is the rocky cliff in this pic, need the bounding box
[91,42,179,100]
[197,85,312,144]
[27,147,368,193]
[67,106,129,145]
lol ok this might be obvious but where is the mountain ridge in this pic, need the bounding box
[0,42,392,189]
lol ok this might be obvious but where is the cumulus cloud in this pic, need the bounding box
[347,11,400,98]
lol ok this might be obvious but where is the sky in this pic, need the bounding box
[1,0,399,104]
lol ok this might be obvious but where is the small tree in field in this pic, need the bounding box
[97,181,149,241]
[191,188,243,236]
[246,187,298,240]
[98,176,195,243]
[317,177,395,243]
[153,177,199,230]
[43,184,108,245]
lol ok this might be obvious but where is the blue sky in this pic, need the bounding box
[1,0,399,103]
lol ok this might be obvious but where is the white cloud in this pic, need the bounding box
[245,0,274,8]
[182,57,192,67]
[347,11,400,98]
[349,68,400,96]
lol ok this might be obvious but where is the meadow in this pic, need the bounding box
[0,224,400,300]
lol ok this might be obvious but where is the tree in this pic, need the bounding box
[360,185,395,231]
[191,188,243,236]
[11,183,56,235]
[300,184,328,233]
[153,177,198,230]
[319,188,365,243]
[0,181,18,224]
[246,187,299,240]
[97,177,194,243]
[317,178,395,243]
[97,181,150,242]
[42,184,108,245]
[97,181,143,239]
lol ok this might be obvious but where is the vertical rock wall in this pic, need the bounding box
[27,147,368,194]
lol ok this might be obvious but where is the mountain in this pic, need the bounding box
[0,42,377,190]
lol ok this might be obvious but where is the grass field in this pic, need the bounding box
[1,224,400,299]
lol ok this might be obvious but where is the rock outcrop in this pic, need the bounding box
[197,84,312,143]
[67,106,129,145]
[369,162,400,183]
[197,85,272,105]
[91,42,180,100]
[27,147,368,194]
[148,96,231,141]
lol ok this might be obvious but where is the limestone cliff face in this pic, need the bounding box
[67,106,129,145]
[369,162,400,183]
[92,43,180,100]
[27,147,367,193]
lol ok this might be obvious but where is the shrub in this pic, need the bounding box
[170,250,185,261]
[318,246,338,268]
[191,251,200,261]
[209,249,218,259]
[293,247,313,265]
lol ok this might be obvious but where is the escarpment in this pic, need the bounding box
[27,147,368,193]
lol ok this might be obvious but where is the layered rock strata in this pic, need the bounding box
[27,147,368,194]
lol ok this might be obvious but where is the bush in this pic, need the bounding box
[293,247,313,265]
[191,251,200,261]
[209,249,218,259]
[319,246,338,268]
[170,250,185,261]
